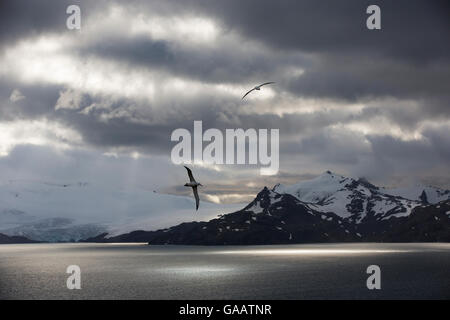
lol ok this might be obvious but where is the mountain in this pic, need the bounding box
[273,171,419,222]
[374,200,450,242]
[1,217,107,242]
[0,233,39,244]
[84,187,360,244]
[3,173,449,243]
[0,179,243,242]
[83,172,450,244]
[381,185,450,204]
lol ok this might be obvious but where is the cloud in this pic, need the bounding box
[0,119,82,156]
[0,0,449,213]
[9,89,25,102]
[55,88,86,110]
[189,0,450,61]
[0,0,107,50]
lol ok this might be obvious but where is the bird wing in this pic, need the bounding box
[192,186,200,211]
[259,81,275,87]
[242,88,255,100]
[184,166,195,182]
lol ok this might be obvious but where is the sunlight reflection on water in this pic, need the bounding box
[148,265,242,279]
[216,249,414,255]
[157,266,237,274]
[1,243,449,299]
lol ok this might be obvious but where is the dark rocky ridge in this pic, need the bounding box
[82,187,450,244]
[0,233,40,244]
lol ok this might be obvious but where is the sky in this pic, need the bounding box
[0,0,449,205]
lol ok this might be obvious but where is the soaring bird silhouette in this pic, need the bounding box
[242,82,275,100]
[183,166,202,211]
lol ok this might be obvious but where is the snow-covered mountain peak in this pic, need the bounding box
[273,171,353,204]
[250,174,449,227]
[382,184,450,204]
[271,172,421,221]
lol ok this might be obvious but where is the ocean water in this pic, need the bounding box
[0,243,449,299]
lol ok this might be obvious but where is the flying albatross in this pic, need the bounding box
[242,82,275,100]
[183,166,202,211]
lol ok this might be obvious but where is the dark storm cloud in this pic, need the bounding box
[79,34,292,84]
[63,0,450,112]
[285,55,450,104]
[345,124,450,184]
[55,96,359,155]
[0,0,107,50]
[422,126,450,161]
[297,130,369,165]
[0,81,61,121]
[367,132,450,173]
[0,81,435,162]
[1,0,449,193]
[63,114,172,154]
[3,0,448,103]
[186,0,450,60]
[192,0,450,107]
